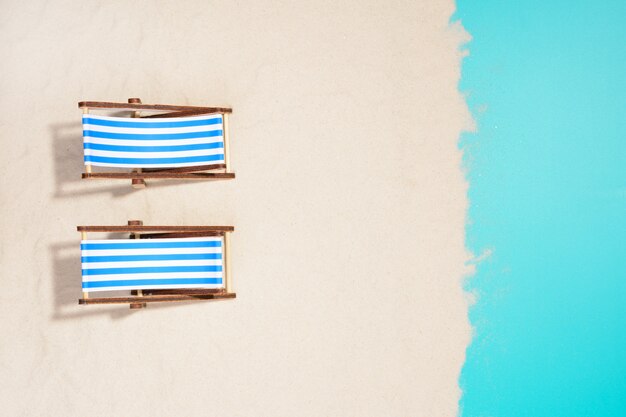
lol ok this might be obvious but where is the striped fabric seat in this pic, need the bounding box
[80,237,224,292]
[82,114,225,168]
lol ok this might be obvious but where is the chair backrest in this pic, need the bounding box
[82,114,225,168]
[80,237,224,292]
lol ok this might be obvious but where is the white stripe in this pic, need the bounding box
[83,114,223,123]
[83,123,222,135]
[81,260,222,269]
[85,160,224,168]
[82,248,222,256]
[82,260,222,269]
[85,283,223,292]
[82,237,221,244]
[83,136,223,147]
[84,148,223,158]
[82,272,223,282]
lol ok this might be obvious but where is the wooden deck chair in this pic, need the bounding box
[79,98,234,188]
[77,221,235,309]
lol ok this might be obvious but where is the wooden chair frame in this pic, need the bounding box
[78,220,235,309]
[79,98,235,188]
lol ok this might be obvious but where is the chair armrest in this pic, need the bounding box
[78,101,232,114]
[76,225,234,233]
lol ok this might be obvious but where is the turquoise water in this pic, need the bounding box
[455,1,626,415]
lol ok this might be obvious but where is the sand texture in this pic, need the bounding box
[0,1,472,415]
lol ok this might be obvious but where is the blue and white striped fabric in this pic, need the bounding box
[82,114,225,168]
[80,237,224,292]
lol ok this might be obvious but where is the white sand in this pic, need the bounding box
[0,1,472,415]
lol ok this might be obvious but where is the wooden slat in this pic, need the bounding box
[76,225,234,233]
[78,293,236,305]
[223,112,232,173]
[224,232,232,293]
[141,110,226,118]
[141,164,226,173]
[139,231,224,239]
[78,101,232,113]
[82,172,235,180]
[142,288,225,295]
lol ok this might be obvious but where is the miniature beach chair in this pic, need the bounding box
[78,221,235,309]
[79,98,234,188]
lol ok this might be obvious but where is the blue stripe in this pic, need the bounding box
[82,253,222,263]
[84,154,224,165]
[84,142,223,153]
[81,241,221,250]
[82,265,222,276]
[82,278,223,289]
[83,116,222,129]
[83,130,223,140]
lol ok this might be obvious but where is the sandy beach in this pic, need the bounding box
[0,1,472,415]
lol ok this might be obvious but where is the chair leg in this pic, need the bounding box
[132,175,146,189]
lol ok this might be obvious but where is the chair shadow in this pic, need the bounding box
[50,241,134,320]
[50,119,225,199]
[50,120,135,199]
[50,240,228,320]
